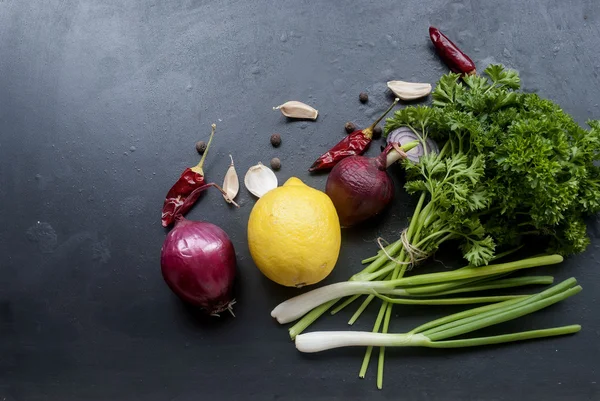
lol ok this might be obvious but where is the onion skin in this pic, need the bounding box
[161,218,236,315]
[326,153,394,227]
[387,127,439,163]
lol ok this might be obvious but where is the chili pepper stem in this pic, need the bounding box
[187,182,240,208]
[362,98,399,139]
[191,123,217,175]
[210,182,240,208]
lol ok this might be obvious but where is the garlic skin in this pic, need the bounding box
[273,101,318,120]
[244,163,278,198]
[222,155,239,203]
[386,81,432,101]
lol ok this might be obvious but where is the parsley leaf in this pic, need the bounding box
[386,64,600,265]
[484,64,521,89]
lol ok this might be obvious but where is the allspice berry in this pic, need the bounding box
[270,133,282,147]
[359,92,369,103]
[344,122,357,134]
[195,141,207,154]
[270,157,281,170]
[372,126,383,139]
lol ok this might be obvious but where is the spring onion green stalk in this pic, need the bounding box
[287,300,337,341]
[372,293,524,305]
[425,279,580,339]
[408,297,524,334]
[332,272,513,316]
[406,276,554,297]
[295,279,581,354]
[271,255,561,325]
[330,294,362,315]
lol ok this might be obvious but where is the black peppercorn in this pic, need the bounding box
[270,157,281,170]
[344,122,357,134]
[195,141,207,154]
[359,92,369,103]
[270,133,282,147]
[372,126,383,139]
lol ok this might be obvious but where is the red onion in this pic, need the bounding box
[387,127,439,163]
[161,217,236,316]
[326,142,416,227]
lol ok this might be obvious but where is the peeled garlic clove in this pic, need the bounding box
[244,162,278,198]
[222,155,239,203]
[273,101,318,120]
[387,81,432,101]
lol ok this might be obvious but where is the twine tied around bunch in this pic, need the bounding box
[376,229,428,270]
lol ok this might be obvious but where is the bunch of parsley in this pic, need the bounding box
[384,64,600,266]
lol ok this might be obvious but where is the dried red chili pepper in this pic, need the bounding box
[161,124,238,227]
[429,26,476,75]
[308,98,399,172]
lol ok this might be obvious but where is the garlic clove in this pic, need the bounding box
[222,155,239,203]
[244,162,278,198]
[273,101,318,120]
[386,81,432,101]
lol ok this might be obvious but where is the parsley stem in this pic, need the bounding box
[521,230,541,235]
[490,245,524,261]
[361,241,397,264]
[354,192,424,277]
[438,140,451,158]
[355,240,403,276]
[355,227,452,281]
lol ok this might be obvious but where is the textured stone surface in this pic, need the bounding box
[1,1,599,400]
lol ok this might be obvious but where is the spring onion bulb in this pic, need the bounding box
[271,282,403,324]
[296,326,581,353]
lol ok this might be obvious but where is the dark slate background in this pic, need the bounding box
[1,1,599,400]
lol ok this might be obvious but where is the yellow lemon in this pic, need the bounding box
[248,177,341,287]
